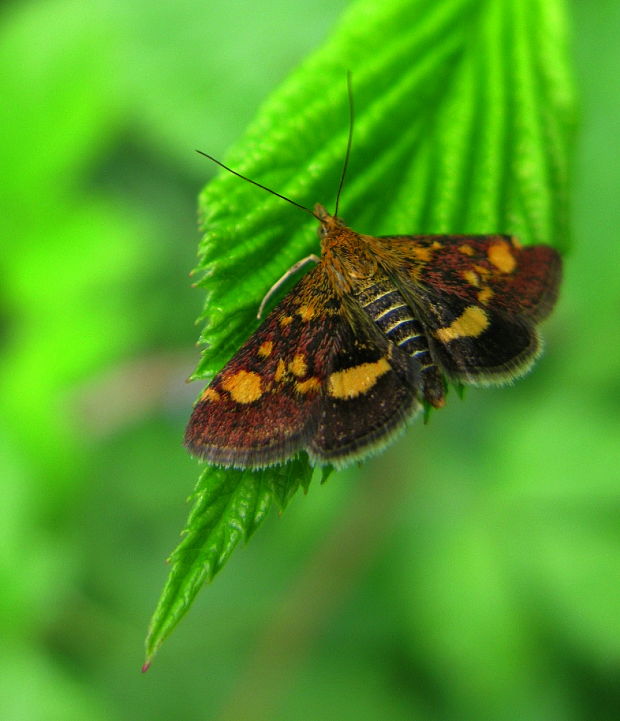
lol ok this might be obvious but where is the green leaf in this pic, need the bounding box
[144,466,268,666]
[147,0,575,662]
[145,458,312,665]
[267,458,314,511]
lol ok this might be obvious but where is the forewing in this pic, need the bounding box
[185,268,338,468]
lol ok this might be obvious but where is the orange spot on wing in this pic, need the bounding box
[487,241,516,273]
[458,244,475,256]
[279,315,293,327]
[200,387,221,402]
[221,370,263,403]
[297,305,315,321]
[412,246,433,262]
[289,354,307,377]
[462,269,480,287]
[477,287,494,304]
[473,264,490,277]
[258,341,273,358]
[295,377,321,394]
[274,358,287,382]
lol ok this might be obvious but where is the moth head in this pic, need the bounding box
[314,203,345,239]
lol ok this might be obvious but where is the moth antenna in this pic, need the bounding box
[195,150,320,219]
[257,254,320,319]
[334,70,354,217]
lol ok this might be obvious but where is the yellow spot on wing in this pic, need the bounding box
[279,315,293,327]
[435,306,489,343]
[274,358,287,382]
[258,341,273,358]
[462,269,480,287]
[459,244,475,256]
[328,357,391,399]
[477,287,494,304]
[295,377,321,394]
[200,387,220,402]
[487,241,516,273]
[412,246,433,262]
[474,264,490,277]
[297,305,315,321]
[222,370,262,403]
[289,354,307,377]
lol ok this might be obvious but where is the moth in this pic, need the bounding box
[185,95,561,469]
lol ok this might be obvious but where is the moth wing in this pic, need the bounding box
[185,268,338,468]
[410,285,541,384]
[384,234,561,384]
[308,305,422,466]
[186,267,423,469]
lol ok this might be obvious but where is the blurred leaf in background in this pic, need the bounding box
[0,1,619,721]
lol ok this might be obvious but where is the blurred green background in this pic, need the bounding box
[1,1,619,720]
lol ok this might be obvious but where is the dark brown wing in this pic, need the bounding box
[309,308,421,466]
[382,234,561,384]
[185,267,337,468]
[186,266,421,468]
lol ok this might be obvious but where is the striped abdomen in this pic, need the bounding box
[355,280,445,407]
